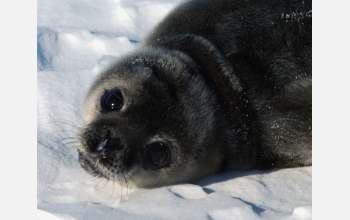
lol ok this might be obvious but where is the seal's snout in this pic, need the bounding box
[98,133,124,156]
[79,125,134,178]
[84,128,125,158]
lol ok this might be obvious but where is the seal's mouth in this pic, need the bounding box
[78,140,173,181]
[78,151,133,179]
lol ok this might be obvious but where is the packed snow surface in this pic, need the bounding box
[37,0,312,219]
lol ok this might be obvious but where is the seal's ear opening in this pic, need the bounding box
[157,34,243,123]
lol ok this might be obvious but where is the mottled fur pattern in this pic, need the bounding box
[79,0,311,188]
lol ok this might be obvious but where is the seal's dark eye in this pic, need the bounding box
[143,141,172,170]
[100,88,124,112]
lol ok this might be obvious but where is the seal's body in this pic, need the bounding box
[78,0,311,188]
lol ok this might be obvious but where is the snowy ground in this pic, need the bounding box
[37,0,312,219]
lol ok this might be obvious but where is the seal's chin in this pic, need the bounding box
[78,152,135,180]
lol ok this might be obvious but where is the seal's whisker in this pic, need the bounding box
[61,136,80,141]
[61,141,81,147]
[61,140,80,145]
[39,120,83,132]
[119,175,125,202]
[38,140,73,159]
[123,174,130,200]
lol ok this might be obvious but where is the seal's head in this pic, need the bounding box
[78,47,228,188]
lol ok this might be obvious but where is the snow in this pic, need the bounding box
[37,0,312,219]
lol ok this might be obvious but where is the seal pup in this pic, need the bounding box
[78,0,312,188]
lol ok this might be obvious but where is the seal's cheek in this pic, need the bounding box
[82,94,99,124]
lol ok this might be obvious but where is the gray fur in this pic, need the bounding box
[78,0,312,188]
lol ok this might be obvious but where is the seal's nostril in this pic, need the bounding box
[96,138,108,152]
[84,129,124,155]
[94,130,111,153]
[106,136,124,151]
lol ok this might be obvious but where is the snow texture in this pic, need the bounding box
[37,0,312,219]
